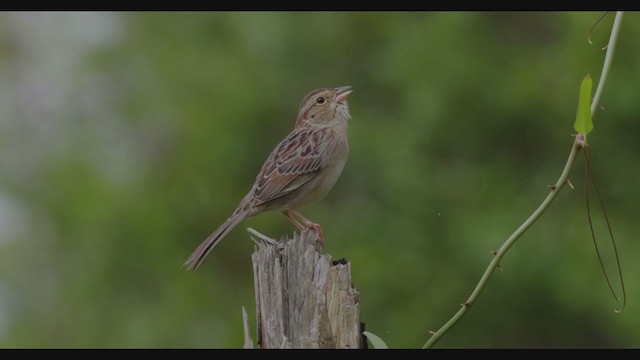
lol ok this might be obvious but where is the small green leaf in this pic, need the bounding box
[574,74,594,136]
[363,331,389,349]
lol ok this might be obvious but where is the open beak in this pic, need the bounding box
[335,86,353,103]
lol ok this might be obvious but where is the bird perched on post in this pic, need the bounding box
[184,86,353,270]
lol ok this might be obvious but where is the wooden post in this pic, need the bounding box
[248,228,362,349]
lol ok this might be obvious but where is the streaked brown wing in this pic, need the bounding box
[251,127,333,206]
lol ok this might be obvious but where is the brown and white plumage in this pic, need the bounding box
[184,86,352,270]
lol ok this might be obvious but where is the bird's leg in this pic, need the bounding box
[282,210,305,231]
[289,210,325,248]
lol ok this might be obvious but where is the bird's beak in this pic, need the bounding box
[335,86,353,103]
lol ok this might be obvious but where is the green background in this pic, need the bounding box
[0,12,638,348]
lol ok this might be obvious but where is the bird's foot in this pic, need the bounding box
[282,210,325,248]
[307,223,325,248]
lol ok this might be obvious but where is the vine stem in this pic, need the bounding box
[423,11,624,349]
[591,12,623,116]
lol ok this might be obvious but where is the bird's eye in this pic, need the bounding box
[315,96,325,104]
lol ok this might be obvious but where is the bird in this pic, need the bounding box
[184,86,353,270]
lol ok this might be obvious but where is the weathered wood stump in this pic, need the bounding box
[248,228,362,349]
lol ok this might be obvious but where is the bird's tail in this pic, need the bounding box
[183,210,249,271]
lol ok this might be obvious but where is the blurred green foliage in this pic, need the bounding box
[0,12,639,348]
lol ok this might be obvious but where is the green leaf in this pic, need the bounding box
[363,331,389,349]
[574,74,594,136]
